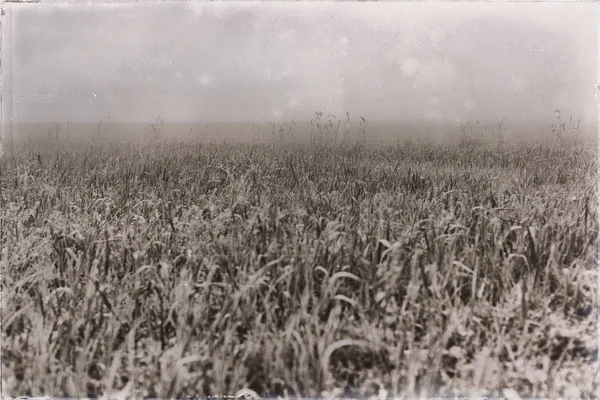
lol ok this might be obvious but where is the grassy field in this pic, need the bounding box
[1,134,598,398]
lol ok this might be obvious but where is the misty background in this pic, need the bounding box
[4,2,598,141]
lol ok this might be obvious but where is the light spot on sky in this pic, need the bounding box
[415,57,459,91]
[510,75,528,93]
[189,4,204,17]
[196,74,215,87]
[464,98,476,111]
[277,64,292,80]
[426,109,442,120]
[287,98,300,109]
[427,25,447,44]
[402,31,419,47]
[174,46,186,58]
[213,5,225,19]
[437,58,458,80]
[262,67,275,79]
[271,108,283,119]
[278,30,296,43]
[401,58,420,77]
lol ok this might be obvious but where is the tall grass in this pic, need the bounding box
[1,129,597,398]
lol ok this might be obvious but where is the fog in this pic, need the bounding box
[4,2,598,138]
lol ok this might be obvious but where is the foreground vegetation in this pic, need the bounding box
[1,135,597,398]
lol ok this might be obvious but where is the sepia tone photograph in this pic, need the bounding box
[1,1,598,399]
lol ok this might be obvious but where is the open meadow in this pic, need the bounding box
[1,133,597,398]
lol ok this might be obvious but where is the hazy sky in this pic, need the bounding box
[7,2,598,126]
